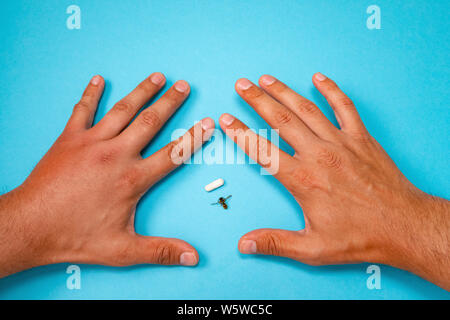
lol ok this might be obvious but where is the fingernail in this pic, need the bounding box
[201,117,214,131]
[240,240,257,254]
[315,72,327,81]
[220,113,235,126]
[260,75,276,86]
[180,252,197,266]
[91,75,101,85]
[174,80,189,93]
[151,72,164,85]
[236,78,252,90]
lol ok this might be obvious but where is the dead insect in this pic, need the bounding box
[211,195,232,210]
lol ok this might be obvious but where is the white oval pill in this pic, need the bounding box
[204,178,224,192]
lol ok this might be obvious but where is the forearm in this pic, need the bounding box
[382,194,450,290]
[0,187,48,277]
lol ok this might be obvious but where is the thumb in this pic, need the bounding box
[120,235,199,266]
[238,228,318,264]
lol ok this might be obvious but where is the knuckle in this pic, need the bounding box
[60,130,89,146]
[113,101,135,115]
[256,136,268,159]
[73,101,91,112]
[168,128,200,164]
[350,131,372,144]
[164,89,181,104]
[240,130,256,157]
[140,109,161,128]
[138,78,157,94]
[96,148,118,165]
[259,233,282,256]
[185,127,196,141]
[317,148,342,170]
[153,244,175,265]
[294,100,317,115]
[244,86,264,99]
[171,129,199,163]
[166,140,178,158]
[119,167,143,190]
[290,167,324,192]
[338,97,355,108]
[272,82,288,94]
[291,168,314,188]
[326,79,339,90]
[167,140,184,164]
[82,89,97,99]
[255,136,274,168]
[274,109,293,125]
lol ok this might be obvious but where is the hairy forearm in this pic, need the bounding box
[382,194,450,290]
[0,187,48,277]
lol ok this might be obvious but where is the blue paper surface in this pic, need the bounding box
[0,0,449,299]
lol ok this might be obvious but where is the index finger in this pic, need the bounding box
[219,113,297,179]
[235,78,320,152]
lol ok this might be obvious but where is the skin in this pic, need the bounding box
[0,72,448,291]
[219,73,449,290]
[0,73,215,277]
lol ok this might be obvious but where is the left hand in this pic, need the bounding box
[0,73,214,277]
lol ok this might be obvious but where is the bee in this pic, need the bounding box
[211,195,232,210]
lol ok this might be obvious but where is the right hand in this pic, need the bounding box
[219,73,449,290]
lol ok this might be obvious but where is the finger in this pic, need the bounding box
[66,75,104,132]
[235,78,319,151]
[312,73,367,135]
[259,75,338,141]
[119,235,199,266]
[140,118,214,186]
[219,113,297,179]
[116,80,190,152]
[239,228,318,264]
[92,72,166,139]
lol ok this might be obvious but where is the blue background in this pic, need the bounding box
[0,0,449,299]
